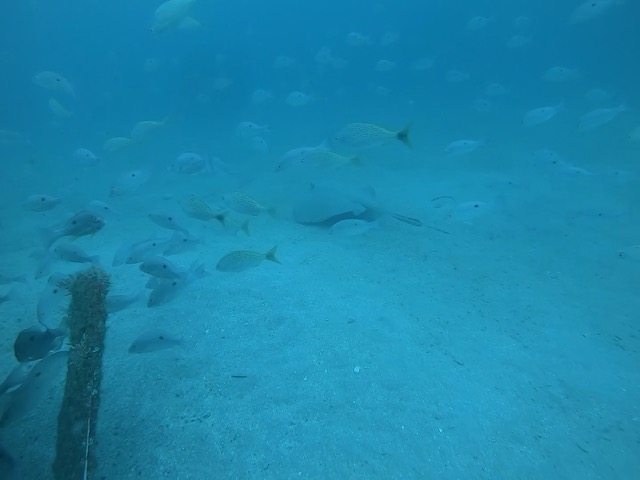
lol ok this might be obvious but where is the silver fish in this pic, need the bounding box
[0,364,30,395]
[13,325,67,363]
[0,273,26,285]
[53,242,100,265]
[41,210,105,247]
[0,350,69,427]
[106,290,144,314]
[139,255,183,279]
[24,193,62,212]
[216,246,280,273]
[148,212,190,235]
[128,328,183,353]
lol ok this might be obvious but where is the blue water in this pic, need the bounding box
[1,1,639,479]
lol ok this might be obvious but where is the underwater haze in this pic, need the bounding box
[1,0,639,478]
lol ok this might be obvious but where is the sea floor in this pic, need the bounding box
[0,141,638,479]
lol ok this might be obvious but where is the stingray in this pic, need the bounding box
[292,182,443,231]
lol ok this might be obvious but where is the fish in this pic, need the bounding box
[578,104,629,131]
[151,0,198,33]
[36,284,69,328]
[103,136,134,152]
[139,255,183,279]
[330,219,379,236]
[73,147,99,166]
[87,199,121,216]
[330,122,411,151]
[109,168,151,197]
[180,195,227,223]
[113,237,171,266]
[374,59,396,72]
[48,98,73,118]
[522,102,564,127]
[285,91,312,107]
[251,88,274,105]
[235,121,270,139]
[0,350,69,427]
[128,328,183,353]
[0,272,27,285]
[569,0,620,24]
[250,136,269,155]
[275,146,317,171]
[169,152,211,174]
[130,119,167,141]
[24,193,62,212]
[467,15,493,31]
[542,66,580,82]
[628,125,640,142]
[33,71,75,96]
[216,246,280,273]
[14,325,67,363]
[148,212,189,235]
[222,192,273,217]
[147,262,208,307]
[163,230,201,256]
[53,242,100,265]
[41,210,106,247]
[506,35,532,49]
[0,364,30,395]
[304,149,361,169]
[346,32,372,47]
[106,290,144,314]
[444,139,484,155]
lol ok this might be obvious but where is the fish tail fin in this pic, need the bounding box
[39,227,59,248]
[265,246,281,265]
[397,123,412,149]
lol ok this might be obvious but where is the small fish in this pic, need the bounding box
[0,350,69,427]
[330,219,379,236]
[13,325,67,363]
[180,195,227,223]
[235,121,270,139]
[106,290,144,314]
[304,148,361,169]
[569,0,619,24]
[467,15,493,31]
[250,136,269,155]
[285,91,312,107]
[114,237,170,265]
[148,212,190,236]
[330,122,411,151]
[346,32,372,47]
[169,152,211,174]
[216,246,281,273]
[109,168,151,197]
[444,139,484,155]
[151,0,197,34]
[374,59,396,72]
[275,146,316,171]
[41,210,106,247]
[522,102,564,127]
[0,364,30,395]
[24,193,62,212]
[140,255,183,279]
[223,192,273,217]
[87,199,121,216]
[163,230,200,256]
[36,284,69,328]
[130,119,167,141]
[48,98,73,118]
[128,328,183,353]
[506,34,532,49]
[627,125,640,142]
[53,242,100,265]
[542,66,580,82]
[0,272,27,285]
[147,262,208,307]
[578,104,628,131]
[33,71,75,96]
[73,147,99,166]
[103,136,134,152]
[251,88,274,105]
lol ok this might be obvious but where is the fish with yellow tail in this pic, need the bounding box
[216,246,280,273]
[329,122,412,151]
